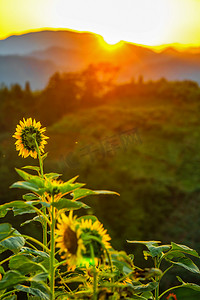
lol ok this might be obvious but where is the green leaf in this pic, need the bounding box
[23,193,40,201]
[41,153,48,161]
[167,256,200,274]
[31,272,49,282]
[10,181,39,192]
[51,198,89,210]
[59,182,85,196]
[0,207,8,218]
[67,175,79,183]
[132,282,158,293]
[128,296,147,300]
[13,205,35,216]
[0,223,13,242]
[127,241,168,258]
[0,266,5,275]
[0,229,25,253]
[171,242,200,258]
[22,165,40,172]
[9,255,46,275]
[141,291,153,299]
[21,247,49,257]
[44,173,62,179]
[0,201,37,218]
[147,244,171,258]
[3,295,17,300]
[21,216,43,227]
[15,168,33,181]
[72,188,119,200]
[29,177,45,189]
[16,284,50,300]
[0,271,26,290]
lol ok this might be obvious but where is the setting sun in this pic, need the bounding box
[102,35,121,46]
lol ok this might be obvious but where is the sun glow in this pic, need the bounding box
[102,34,121,45]
[98,35,124,51]
[0,0,200,49]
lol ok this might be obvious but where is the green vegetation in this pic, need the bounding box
[1,65,200,298]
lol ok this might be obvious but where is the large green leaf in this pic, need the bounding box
[166,255,200,274]
[0,223,13,242]
[0,271,26,290]
[3,295,17,300]
[15,284,50,300]
[22,165,40,173]
[127,241,168,258]
[0,266,4,275]
[44,172,62,179]
[0,201,37,218]
[72,188,119,200]
[51,198,89,210]
[31,272,49,282]
[23,193,40,201]
[59,182,85,195]
[0,229,25,253]
[15,168,33,181]
[10,181,39,192]
[128,296,147,300]
[21,216,43,227]
[21,247,49,258]
[132,282,158,293]
[9,254,46,275]
[170,242,200,258]
[141,291,153,299]
[147,244,170,258]
[13,206,36,216]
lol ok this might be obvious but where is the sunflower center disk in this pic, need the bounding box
[63,227,78,255]
[21,126,42,151]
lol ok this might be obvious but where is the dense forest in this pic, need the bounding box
[1,63,200,292]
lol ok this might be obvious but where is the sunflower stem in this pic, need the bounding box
[50,203,56,300]
[34,137,44,178]
[154,257,160,300]
[34,137,48,253]
[90,243,97,300]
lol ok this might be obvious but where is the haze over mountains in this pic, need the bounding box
[0,30,200,90]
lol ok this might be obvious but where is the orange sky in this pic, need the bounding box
[0,0,200,48]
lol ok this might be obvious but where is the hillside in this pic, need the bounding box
[1,30,200,89]
[1,78,200,252]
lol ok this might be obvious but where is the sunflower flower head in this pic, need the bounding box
[45,178,64,201]
[79,219,111,266]
[55,213,85,270]
[13,118,48,159]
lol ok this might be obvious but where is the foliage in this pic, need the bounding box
[0,118,200,299]
[1,71,200,298]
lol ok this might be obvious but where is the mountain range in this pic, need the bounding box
[0,30,200,90]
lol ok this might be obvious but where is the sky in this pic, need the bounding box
[0,0,200,47]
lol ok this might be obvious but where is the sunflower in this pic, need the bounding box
[79,219,111,265]
[13,118,48,159]
[55,213,85,270]
[44,178,64,202]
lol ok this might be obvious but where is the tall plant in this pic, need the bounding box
[0,118,199,300]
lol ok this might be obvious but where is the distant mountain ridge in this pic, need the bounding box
[0,30,200,90]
